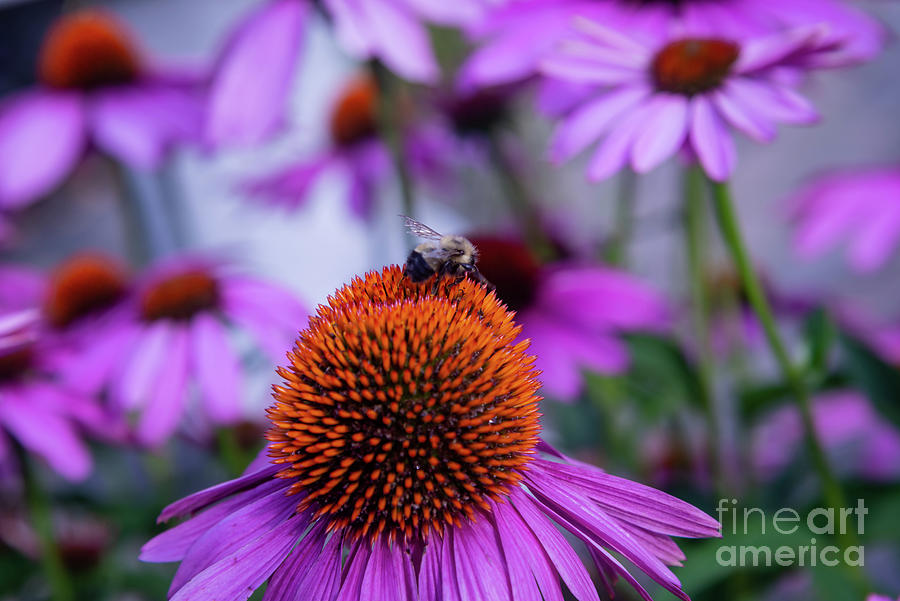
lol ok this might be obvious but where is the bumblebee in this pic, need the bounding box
[402,216,493,289]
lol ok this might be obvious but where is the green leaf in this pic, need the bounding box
[804,308,836,375]
[623,333,705,416]
[840,333,900,430]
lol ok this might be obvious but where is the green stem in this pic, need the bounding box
[682,167,726,493]
[216,428,246,478]
[486,132,554,260]
[370,61,415,219]
[709,179,865,586]
[13,442,74,601]
[605,169,636,267]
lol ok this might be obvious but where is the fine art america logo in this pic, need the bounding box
[715,498,867,567]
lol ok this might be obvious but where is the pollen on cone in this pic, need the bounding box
[266,266,542,544]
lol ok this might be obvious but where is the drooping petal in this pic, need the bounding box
[142,478,286,563]
[206,0,308,147]
[169,513,306,601]
[190,314,242,424]
[0,90,85,208]
[263,523,343,601]
[490,499,559,601]
[689,96,736,182]
[549,84,650,162]
[511,489,600,601]
[111,321,173,410]
[170,486,301,595]
[336,0,440,83]
[158,461,282,522]
[630,91,691,174]
[91,83,202,168]
[135,324,191,446]
[0,389,91,481]
[452,517,512,601]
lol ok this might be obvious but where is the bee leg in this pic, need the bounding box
[453,263,495,292]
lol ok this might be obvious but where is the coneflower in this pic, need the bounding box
[143,266,719,601]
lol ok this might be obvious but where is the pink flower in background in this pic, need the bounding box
[868,595,900,601]
[54,256,309,447]
[460,0,883,89]
[0,11,204,210]
[789,167,900,273]
[470,236,671,401]
[0,310,106,481]
[206,0,496,147]
[541,22,837,181]
[244,75,443,219]
[752,390,900,482]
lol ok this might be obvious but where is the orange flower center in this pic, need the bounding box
[465,236,541,312]
[45,255,128,328]
[652,38,739,96]
[39,11,140,90]
[330,76,378,148]
[140,270,219,322]
[267,266,542,544]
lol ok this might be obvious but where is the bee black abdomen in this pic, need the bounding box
[404,251,435,282]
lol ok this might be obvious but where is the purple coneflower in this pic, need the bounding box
[143,266,718,601]
[460,0,883,89]
[752,390,900,483]
[0,310,102,481]
[206,0,494,147]
[470,236,670,401]
[244,75,441,220]
[540,22,837,181]
[0,10,204,210]
[51,255,309,447]
[789,167,900,273]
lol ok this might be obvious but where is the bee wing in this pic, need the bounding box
[401,215,443,240]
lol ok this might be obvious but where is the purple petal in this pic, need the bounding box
[360,539,417,601]
[170,485,301,595]
[136,324,191,446]
[57,323,140,397]
[489,502,547,601]
[711,88,775,143]
[418,539,443,601]
[112,322,174,411]
[689,96,736,182]
[264,523,343,601]
[91,83,202,168]
[190,315,242,424]
[242,155,331,211]
[337,542,373,601]
[0,90,85,208]
[344,0,439,83]
[727,78,818,125]
[440,527,463,601]
[158,461,282,522]
[452,518,511,601]
[526,470,687,600]
[536,267,670,331]
[510,489,600,601]
[530,459,721,537]
[169,513,305,601]
[206,0,308,147]
[847,202,900,272]
[549,85,650,162]
[0,388,91,481]
[142,478,286,562]
[586,99,653,181]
